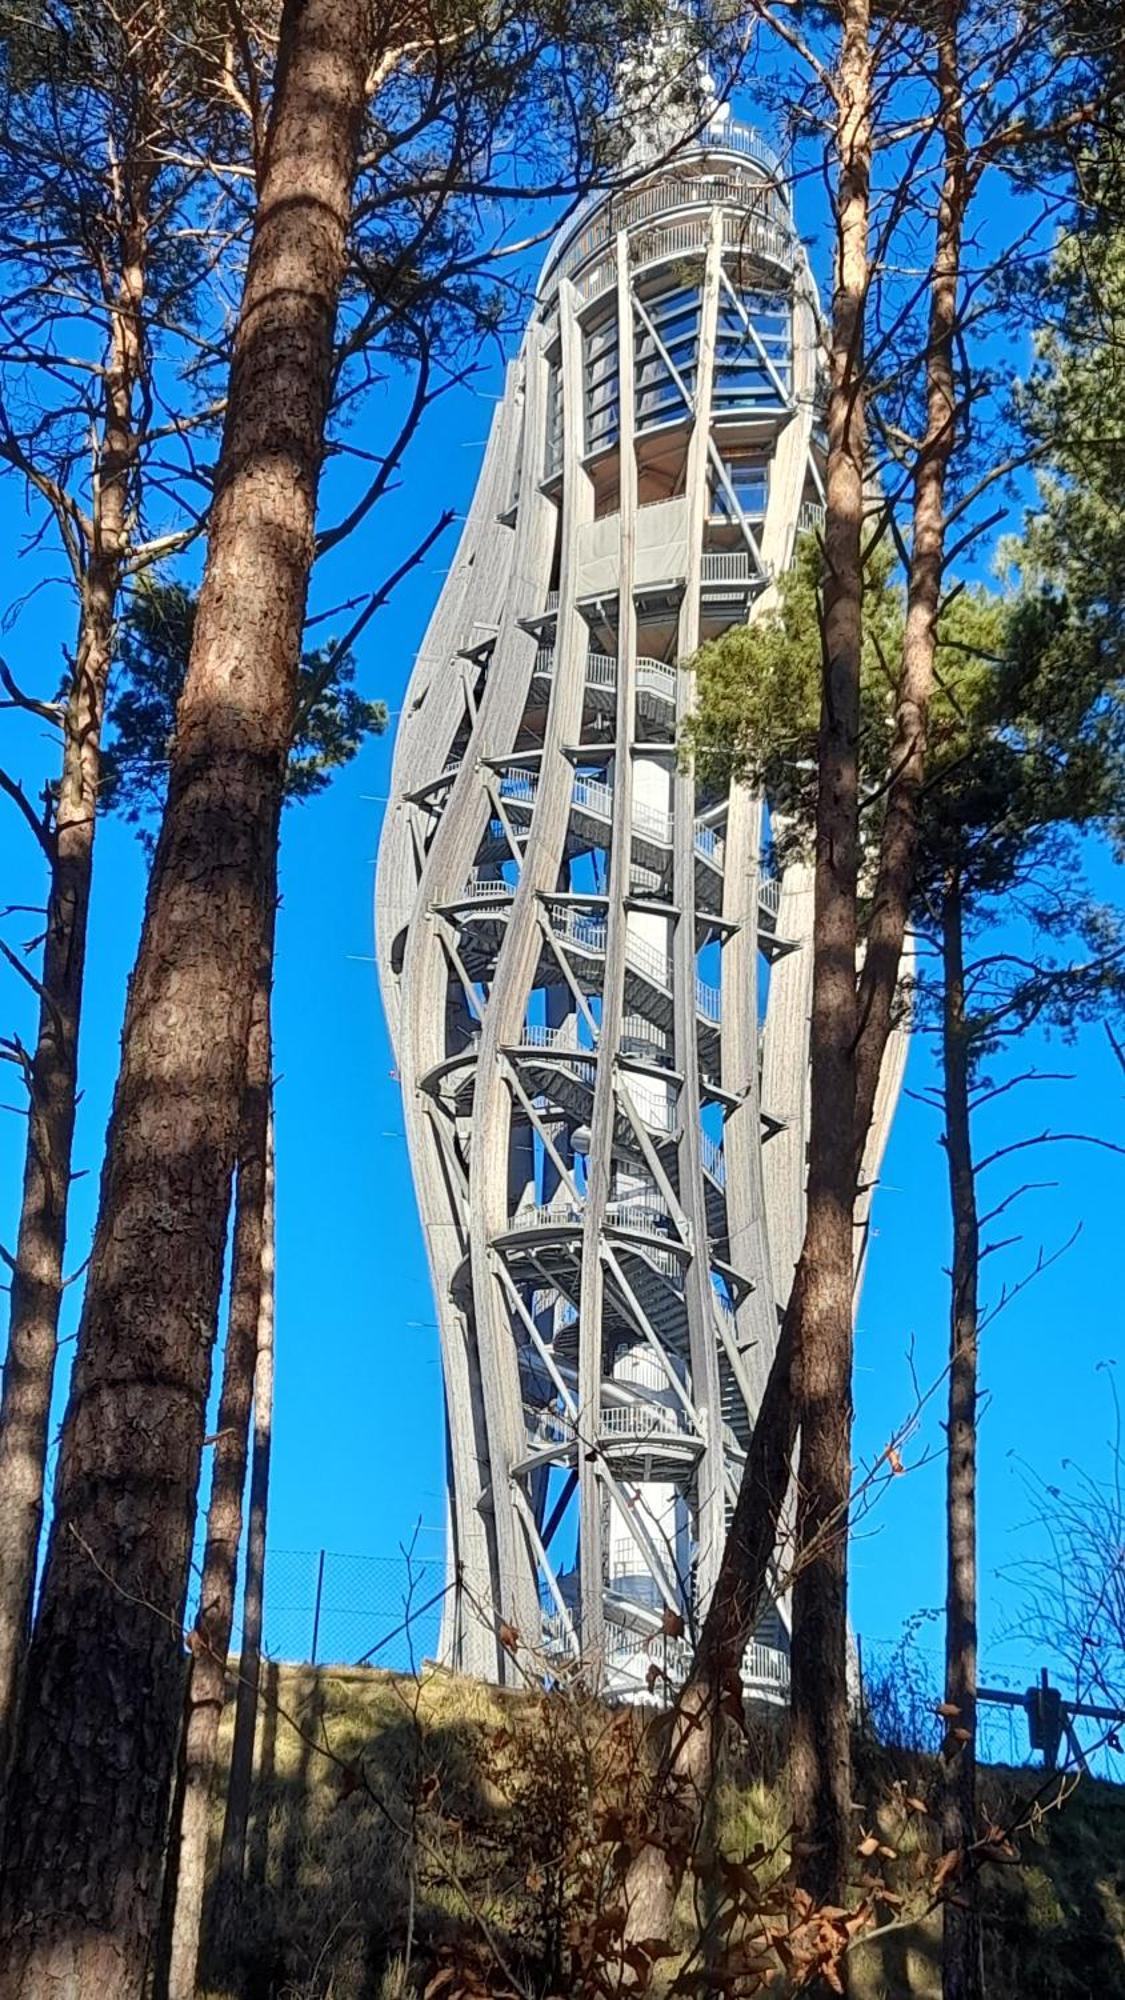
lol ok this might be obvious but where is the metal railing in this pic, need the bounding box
[700,1130,726,1185]
[534,649,675,704]
[498,769,539,804]
[620,1081,676,1133]
[701,550,762,584]
[460,873,511,901]
[695,976,721,1023]
[511,1201,585,1233]
[548,904,609,955]
[624,929,672,989]
[798,500,826,533]
[694,821,725,865]
[546,152,788,291]
[571,776,674,847]
[605,1197,673,1239]
[599,1401,687,1440]
[759,873,782,917]
[517,1021,581,1051]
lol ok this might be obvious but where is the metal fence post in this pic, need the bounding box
[310,1548,326,1663]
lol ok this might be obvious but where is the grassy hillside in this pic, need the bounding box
[198,1662,1125,1999]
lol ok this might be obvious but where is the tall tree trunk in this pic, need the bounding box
[788,0,967,1923]
[0,210,148,1792]
[785,0,871,1920]
[622,0,970,1955]
[0,6,374,1990]
[213,1099,276,1931]
[853,0,966,1151]
[621,6,873,1940]
[940,871,985,2000]
[161,954,275,2000]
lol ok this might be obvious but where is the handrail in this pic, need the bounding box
[544,137,789,291]
[498,769,539,803]
[571,776,674,846]
[599,1402,687,1440]
[459,874,511,901]
[695,977,720,1023]
[694,822,725,865]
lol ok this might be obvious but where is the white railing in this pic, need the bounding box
[511,1202,584,1233]
[625,1086,676,1134]
[637,657,676,700]
[694,821,725,866]
[621,1017,672,1064]
[632,215,709,270]
[571,777,674,847]
[599,1402,686,1440]
[571,774,614,820]
[720,206,794,270]
[547,154,788,290]
[518,1022,576,1050]
[629,863,666,897]
[798,500,826,534]
[605,1198,673,1240]
[586,652,616,687]
[700,1130,726,1185]
[530,649,674,705]
[758,873,782,917]
[540,1610,789,1699]
[545,590,559,612]
[702,119,782,176]
[745,1640,790,1690]
[573,252,616,305]
[460,873,511,901]
[548,904,608,955]
[624,931,672,989]
[632,796,674,843]
[701,550,759,584]
[695,977,720,1023]
[498,769,539,804]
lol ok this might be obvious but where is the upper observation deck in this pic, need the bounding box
[538,117,794,305]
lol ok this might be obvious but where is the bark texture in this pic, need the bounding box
[213,1121,276,1924]
[853,0,967,1150]
[789,0,968,1920]
[161,967,275,2000]
[786,0,871,1915]
[0,199,149,1789]
[0,4,374,1990]
[623,12,875,1939]
[939,875,985,2000]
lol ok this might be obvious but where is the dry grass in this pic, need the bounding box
[198,1662,1125,1999]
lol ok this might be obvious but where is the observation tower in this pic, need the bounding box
[376,106,905,1694]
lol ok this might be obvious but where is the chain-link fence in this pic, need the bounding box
[255,1549,452,1673]
[211,1551,1123,1774]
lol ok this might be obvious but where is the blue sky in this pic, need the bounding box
[1,71,1123,1747]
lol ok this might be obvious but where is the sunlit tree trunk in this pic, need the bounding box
[788,0,967,1926]
[784,0,871,1924]
[621,2,873,1942]
[0,208,149,1796]
[161,959,275,2000]
[213,1099,276,1930]
[0,4,375,1989]
[940,868,985,2000]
